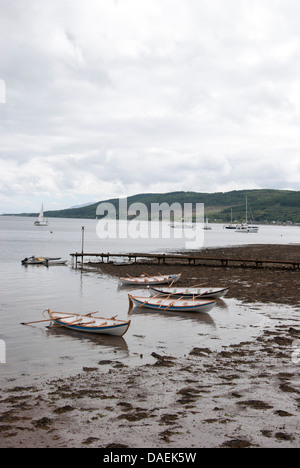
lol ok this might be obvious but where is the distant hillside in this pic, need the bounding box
[13,189,300,223]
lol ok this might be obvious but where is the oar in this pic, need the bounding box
[166,277,177,289]
[138,294,161,307]
[86,311,100,316]
[128,293,161,312]
[192,294,206,300]
[21,318,55,326]
[21,314,74,326]
[144,272,160,281]
[158,294,173,308]
[163,296,184,312]
[190,282,206,288]
[79,320,96,326]
[165,272,182,284]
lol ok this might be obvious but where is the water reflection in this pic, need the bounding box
[128,304,216,327]
[46,325,129,355]
[215,299,228,310]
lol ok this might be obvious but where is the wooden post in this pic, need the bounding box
[81,226,85,269]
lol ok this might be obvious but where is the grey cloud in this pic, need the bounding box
[0,0,300,213]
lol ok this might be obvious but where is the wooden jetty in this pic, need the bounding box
[70,252,300,270]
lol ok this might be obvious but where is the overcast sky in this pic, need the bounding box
[1,0,300,213]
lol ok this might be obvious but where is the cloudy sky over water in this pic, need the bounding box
[1,0,300,213]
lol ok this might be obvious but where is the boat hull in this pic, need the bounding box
[120,273,181,286]
[45,260,68,266]
[21,258,45,265]
[235,225,258,233]
[21,256,63,265]
[128,295,216,313]
[48,310,131,336]
[148,286,229,299]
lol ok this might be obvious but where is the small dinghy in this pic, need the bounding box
[47,310,131,336]
[21,256,62,265]
[128,294,216,313]
[44,259,68,266]
[120,273,181,286]
[148,286,229,299]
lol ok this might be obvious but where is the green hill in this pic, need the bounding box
[14,189,300,223]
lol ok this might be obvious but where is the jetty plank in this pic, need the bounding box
[70,252,300,269]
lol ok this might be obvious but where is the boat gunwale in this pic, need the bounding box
[128,294,216,310]
[47,310,131,336]
[119,273,181,283]
[148,286,230,297]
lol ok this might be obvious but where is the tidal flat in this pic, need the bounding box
[1,245,299,448]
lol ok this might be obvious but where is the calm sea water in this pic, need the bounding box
[0,216,299,387]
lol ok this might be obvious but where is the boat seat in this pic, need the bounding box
[66,318,83,325]
[81,320,96,326]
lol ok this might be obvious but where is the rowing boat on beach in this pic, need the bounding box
[128,294,216,313]
[47,310,131,336]
[148,286,229,299]
[119,273,181,286]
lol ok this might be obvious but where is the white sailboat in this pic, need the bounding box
[224,208,236,229]
[203,217,212,230]
[235,197,258,233]
[34,204,48,226]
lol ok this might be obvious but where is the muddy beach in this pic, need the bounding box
[92,244,300,306]
[0,244,299,448]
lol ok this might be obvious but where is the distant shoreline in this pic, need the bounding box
[1,214,300,227]
[1,188,300,223]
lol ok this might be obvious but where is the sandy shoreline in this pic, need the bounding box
[1,244,299,448]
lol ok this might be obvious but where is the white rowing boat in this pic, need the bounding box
[128,294,216,313]
[47,310,131,336]
[119,273,181,286]
[44,259,68,266]
[148,286,229,299]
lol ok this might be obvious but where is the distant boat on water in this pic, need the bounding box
[203,217,212,230]
[34,204,48,226]
[224,208,236,229]
[235,197,259,233]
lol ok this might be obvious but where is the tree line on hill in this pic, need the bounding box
[13,189,300,223]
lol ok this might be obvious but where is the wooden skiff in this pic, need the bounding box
[148,286,229,299]
[128,294,216,313]
[47,310,131,336]
[44,259,68,266]
[120,273,181,286]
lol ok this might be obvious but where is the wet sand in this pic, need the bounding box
[1,245,299,448]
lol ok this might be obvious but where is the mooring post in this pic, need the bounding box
[81,226,85,269]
